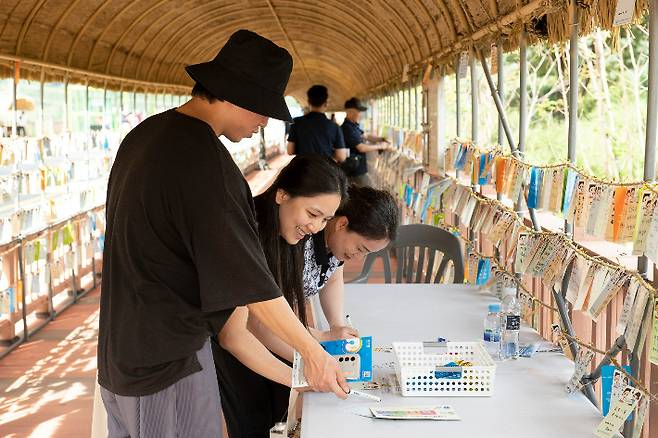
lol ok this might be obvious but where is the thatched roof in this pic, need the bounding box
[0,0,649,106]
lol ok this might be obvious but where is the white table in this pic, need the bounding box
[302,284,603,437]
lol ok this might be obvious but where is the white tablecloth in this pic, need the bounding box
[302,283,603,438]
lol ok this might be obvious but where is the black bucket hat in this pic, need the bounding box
[344,97,367,112]
[185,29,293,122]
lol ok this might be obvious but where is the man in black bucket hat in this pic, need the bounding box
[97,29,349,437]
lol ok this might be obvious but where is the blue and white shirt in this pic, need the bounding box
[303,230,343,298]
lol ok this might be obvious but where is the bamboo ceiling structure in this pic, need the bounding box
[0,0,649,107]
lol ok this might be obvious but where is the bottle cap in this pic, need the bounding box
[488,303,501,312]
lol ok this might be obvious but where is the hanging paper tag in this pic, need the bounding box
[613,0,637,26]
[562,170,578,216]
[476,258,491,285]
[624,286,650,351]
[632,190,656,255]
[527,167,542,209]
[595,385,641,437]
[566,349,595,393]
[495,157,507,194]
[649,298,658,365]
[539,169,553,210]
[458,52,469,78]
[595,186,615,238]
[573,262,596,311]
[617,278,641,336]
[630,396,649,438]
[619,186,640,242]
[548,168,565,213]
[574,179,590,227]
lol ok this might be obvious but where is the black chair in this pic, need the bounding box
[348,224,464,284]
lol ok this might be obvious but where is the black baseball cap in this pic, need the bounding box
[344,97,367,112]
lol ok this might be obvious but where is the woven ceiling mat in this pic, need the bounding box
[0,0,650,104]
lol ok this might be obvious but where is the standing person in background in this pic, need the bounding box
[287,85,347,163]
[97,29,348,438]
[341,97,390,186]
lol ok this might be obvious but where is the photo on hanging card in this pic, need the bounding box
[601,365,632,416]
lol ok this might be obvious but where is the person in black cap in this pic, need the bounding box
[286,85,347,162]
[97,29,349,437]
[341,97,390,186]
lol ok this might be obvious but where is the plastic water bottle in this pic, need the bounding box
[483,303,501,360]
[500,288,520,360]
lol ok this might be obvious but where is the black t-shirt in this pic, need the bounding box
[97,109,282,396]
[341,119,368,176]
[288,111,345,157]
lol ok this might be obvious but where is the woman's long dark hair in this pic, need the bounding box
[254,155,348,326]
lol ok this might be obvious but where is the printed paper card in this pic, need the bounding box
[548,168,565,213]
[610,187,628,242]
[584,266,612,319]
[649,298,658,365]
[495,157,507,194]
[595,385,641,437]
[624,286,650,352]
[574,262,597,311]
[636,297,654,356]
[540,168,553,210]
[595,186,615,238]
[617,278,641,336]
[619,186,640,242]
[574,179,590,227]
[585,182,602,234]
[644,208,658,263]
[527,167,542,209]
[531,236,561,277]
[631,396,649,438]
[566,348,595,393]
[602,366,632,416]
[565,256,591,306]
[370,405,460,421]
[562,170,579,216]
[543,247,574,291]
[509,162,526,202]
[588,269,629,320]
[514,233,532,274]
[632,190,657,255]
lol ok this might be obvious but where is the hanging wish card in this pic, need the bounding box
[488,212,516,245]
[527,167,542,209]
[632,189,657,256]
[520,235,548,275]
[595,186,615,238]
[548,168,565,214]
[616,278,641,336]
[481,209,500,236]
[643,208,658,264]
[562,170,579,216]
[587,269,629,320]
[461,197,478,227]
[530,235,561,277]
[467,253,479,284]
[649,298,658,365]
[566,348,595,393]
[514,233,532,274]
[544,247,575,292]
[595,385,642,438]
[573,262,597,311]
[635,296,654,357]
[509,163,526,203]
[624,285,650,352]
[574,179,590,227]
[586,183,604,236]
[504,222,523,263]
[631,396,649,438]
[495,156,507,194]
[619,186,640,242]
[610,187,628,242]
[583,266,612,319]
[540,169,553,210]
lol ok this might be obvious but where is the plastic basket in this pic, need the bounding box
[393,341,496,397]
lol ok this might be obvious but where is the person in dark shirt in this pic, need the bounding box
[216,185,399,438]
[341,97,391,186]
[287,85,347,162]
[97,29,349,438]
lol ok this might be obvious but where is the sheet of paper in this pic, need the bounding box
[370,405,460,421]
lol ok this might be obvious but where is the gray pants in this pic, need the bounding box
[100,338,222,438]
